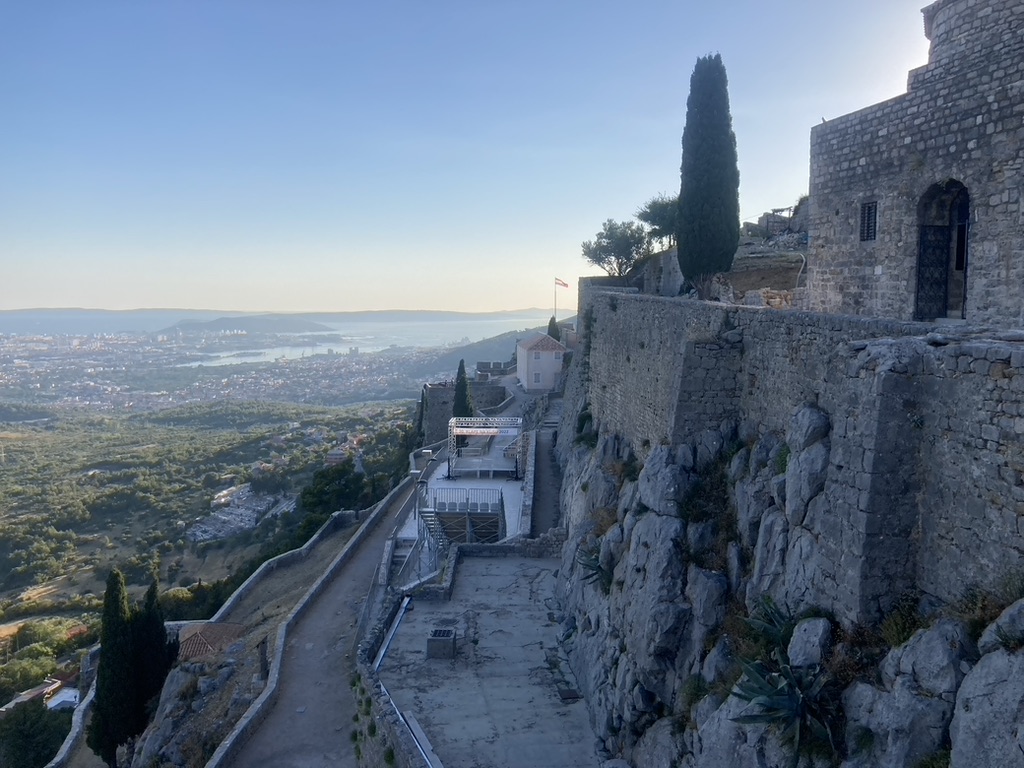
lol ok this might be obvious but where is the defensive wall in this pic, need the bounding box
[420,381,508,445]
[573,284,1024,623]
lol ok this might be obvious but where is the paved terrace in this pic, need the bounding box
[376,556,600,768]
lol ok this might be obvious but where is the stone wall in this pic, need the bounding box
[564,286,1024,624]
[420,381,508,445]
[807,0,1024,326]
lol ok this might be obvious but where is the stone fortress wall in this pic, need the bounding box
[806,0,1024,326]
[575,282,1024,625]
[419,380,507,445]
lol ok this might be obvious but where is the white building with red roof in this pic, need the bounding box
[516,333,567,393]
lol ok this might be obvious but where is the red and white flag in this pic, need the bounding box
[554,278,569,288]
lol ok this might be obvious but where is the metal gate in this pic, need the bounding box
[915,225,950,321]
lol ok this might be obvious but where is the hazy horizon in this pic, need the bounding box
[1,2,931,313]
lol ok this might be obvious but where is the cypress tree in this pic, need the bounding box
[88,570,137,768]
[676,53,740,280]
[546,316,561,342]
[453,359,473,418]
[132,580,178,730]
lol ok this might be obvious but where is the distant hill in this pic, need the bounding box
[0,308,248,335]
[0,308,552,336]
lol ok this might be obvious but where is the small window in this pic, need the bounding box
[860,201,878,241]
[533,372,541,384]
[554,352,562,360]
[533,351,540,360]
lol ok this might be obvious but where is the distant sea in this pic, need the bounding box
[0,308,558,363]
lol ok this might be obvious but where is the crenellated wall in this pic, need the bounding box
[568,285,1024,623]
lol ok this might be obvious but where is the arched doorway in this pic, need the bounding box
[915,180,970,321]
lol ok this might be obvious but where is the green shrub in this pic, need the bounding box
[880,592,924,648]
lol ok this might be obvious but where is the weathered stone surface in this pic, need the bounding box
[746,508,788,609]
[728,447,750,483]
[977,597,1024,655]
[950,649,1024,767]
[701,637,733,685]
[843,620,974,768]
[788,405,831,452]
[788,618,832,667]
[785,440,830,527]
[880,620,974,700]
[637,445,690,516]
[748,433,780,475]
[629,717,685,768]
[733,470,772,550]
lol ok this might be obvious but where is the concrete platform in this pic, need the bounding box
[377,557,600,768]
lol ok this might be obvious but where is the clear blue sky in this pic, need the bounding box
[0,1,930,313]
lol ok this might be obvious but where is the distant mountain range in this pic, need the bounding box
[0,308,551,336]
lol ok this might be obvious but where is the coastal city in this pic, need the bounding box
[0,330,478,413]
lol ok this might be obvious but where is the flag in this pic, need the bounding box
[555,278,568,288]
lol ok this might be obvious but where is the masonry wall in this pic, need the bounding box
[421,382,508,445]
[807,0,1024,326]
[575,286,1024,621]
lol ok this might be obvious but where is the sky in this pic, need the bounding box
[0,1,932,314]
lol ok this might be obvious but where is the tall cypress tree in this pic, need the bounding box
[453,359,473,418]
[132,580,178,730]
[546,316,561,342]
[88,570,137,768]
[676,53,740,280]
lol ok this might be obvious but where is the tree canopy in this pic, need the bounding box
[546,316,561,342]
[676,53,740,280]
[581,219,652,277]
[636,194,678,250]
[0,699,72,768]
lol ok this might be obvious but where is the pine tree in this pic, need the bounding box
[453,359,473,418]
[546,316,560,342]
[88,570,137,768]
[676,53,740,280]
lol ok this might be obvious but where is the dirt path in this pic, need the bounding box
[224,488,411,768]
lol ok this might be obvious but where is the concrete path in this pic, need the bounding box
[532,397,564,536]
[224,486,412,768]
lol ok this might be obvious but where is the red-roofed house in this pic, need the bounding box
[516,333,567,393]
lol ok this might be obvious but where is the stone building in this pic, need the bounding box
[516,333,567,392]
[807,0,1024,326]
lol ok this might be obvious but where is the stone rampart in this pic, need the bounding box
[571,287,1024,622]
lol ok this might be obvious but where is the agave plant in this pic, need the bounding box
[731,650,837,768]
[574,543,612,594]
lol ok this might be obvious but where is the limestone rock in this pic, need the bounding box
[746,508,788,609]
[630,716,685,768]
[788,405,831,451]
[788,618,832,667]
[977,597,1024,655]
[880,619,975,700]
[637,445,691,516]
[701,637,733,685]
[749,432,780,475]
[843,620,974,768]
[733,470,772,550]
[785,440,830,527]
[950,649,1024,766]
